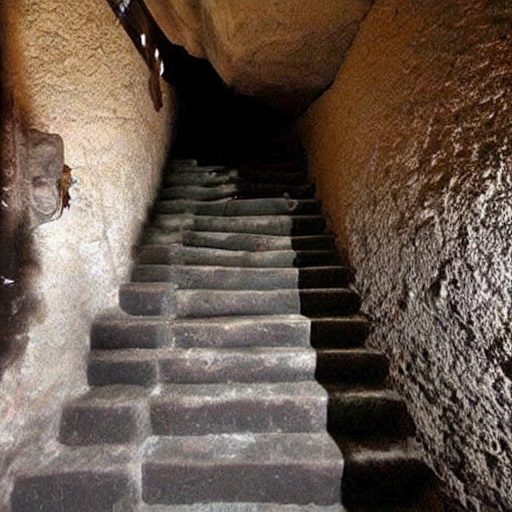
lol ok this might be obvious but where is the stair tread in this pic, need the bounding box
[336,436,424,462]
[156,197,321,216]
[140,504,344,512]
[88,346,316,385]
[142,433,342,505]
[182,231,335,252]
[152,381,327,399]
[143,432,341,464]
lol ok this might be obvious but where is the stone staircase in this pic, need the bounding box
[11,158,441,511]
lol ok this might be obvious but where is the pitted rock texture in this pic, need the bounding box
[143,0,372,113]
[302,0,512,510]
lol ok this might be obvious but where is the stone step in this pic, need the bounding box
[141,433,342,505]
[236,168,308,185]
[154,197,321,216]
[181,231,336,252]
[88,347,316,386]
[150,382,328,435]
[139,504,344,512]
[299,289,361,317]
[164,168,239,186]
[337,437,436,508]
[10,445,137,512]
[168,159,201,169]
[315,348,389,385]
[325,386,415,438]
[191,214,325,236]
[131,265,352,290]
[142,229,184,245]
[135,246,340,268]
[150,213,194,232]
[160,183,315,201]
[120,284,301,317]
[59,385,151,445]
[161,184,237,201]
[91,311,311,350]
[310,316,370,348]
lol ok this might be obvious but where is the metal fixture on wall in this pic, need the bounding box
[106,0,165,111]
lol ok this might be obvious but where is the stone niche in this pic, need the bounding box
[143,0,373,113]
[302,0,512,510]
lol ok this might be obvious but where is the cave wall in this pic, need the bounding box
[301,0,512,510]
[144,0,373,113]
[0,0,173,506]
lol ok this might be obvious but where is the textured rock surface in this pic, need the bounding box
[302,0,512,510]
[144,0,372,113]
[0,0,172,508]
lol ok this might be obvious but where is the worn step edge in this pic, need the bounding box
[59,385,151,445]
[91,309,311,349]
[134,247,341,268]
[315,348,389,384]
[150,381,328,435]
[139,503,345,512]
[120,284,302,318]
[142,433,343,505]
[155,198,321,216]
[181,231,336,252]
[325,386,415,438]
[310,316,370,348]
[88,347,316,386]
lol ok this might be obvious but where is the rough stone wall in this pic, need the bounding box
[301,1,512,510]
[0,0,173,507]
[143,0,372,113]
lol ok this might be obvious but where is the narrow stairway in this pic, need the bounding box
[11,156,441,511]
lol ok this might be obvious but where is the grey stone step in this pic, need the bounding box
[135,246,340,268]
[131,264,352,289]
[299,289,361,317]
[142,433,343,505]
[140,504,344,512]
[164,168,239,186]
[236,169,308,185]
[132,265,299,289]
[337,437,436,508]
[88,347,316,386]
[325,386,415,438]
[191,215,325,236]
[181,231,336,252]
[143,229,184,245]
[119,283,178,317]
[161,184,237,201]
[155,197,321,216]
[150,382,328,435]
[316,349,389,385]
[59,385,151,445]
[91,310,310,349]
[120,284,300,318]
[10,445,137,512]
[151,214,194,232]
[299,267,353,288]
[310,316,370,348]
[160,183,315,201]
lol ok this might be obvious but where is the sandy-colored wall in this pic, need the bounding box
[0,0,173,507]
[302,0,512,510]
